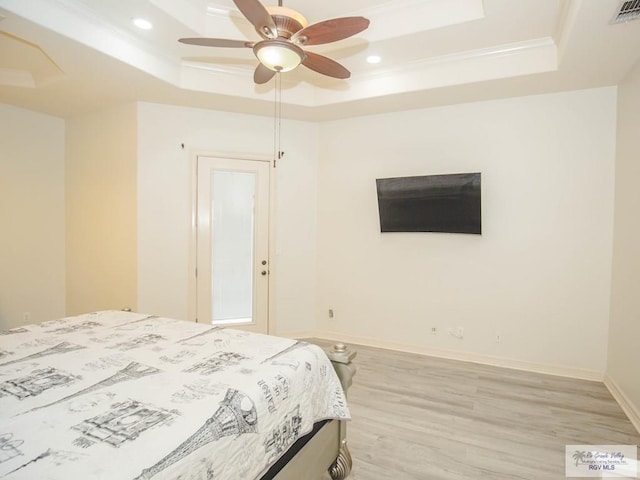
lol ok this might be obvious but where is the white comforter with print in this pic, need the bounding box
[0,311,349,479]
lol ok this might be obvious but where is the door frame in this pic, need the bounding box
[188,150,277,333]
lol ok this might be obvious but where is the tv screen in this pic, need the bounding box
[376,173,481,234]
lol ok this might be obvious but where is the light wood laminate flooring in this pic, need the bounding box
[312,340,640,480]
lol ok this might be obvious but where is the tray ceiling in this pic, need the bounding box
[1,0,639,120]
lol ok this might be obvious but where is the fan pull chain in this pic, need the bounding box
[278,72,283,162]
[273,73,277,167]
[273,72,283,168]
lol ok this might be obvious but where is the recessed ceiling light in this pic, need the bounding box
[366,55,382,64]
[133,18,153,30]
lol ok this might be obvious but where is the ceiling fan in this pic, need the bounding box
[179,0,370,84]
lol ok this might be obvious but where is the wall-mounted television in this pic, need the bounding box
[376,173,481,234]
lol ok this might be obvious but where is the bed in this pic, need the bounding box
[0,311,356,480]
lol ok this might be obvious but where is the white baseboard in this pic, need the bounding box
[313,330,605,382]
[604,374,640,435]
[282,329,637,435]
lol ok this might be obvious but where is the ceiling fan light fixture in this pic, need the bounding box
[254,40,304,72]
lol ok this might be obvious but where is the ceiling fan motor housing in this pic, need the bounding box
[265,6,308,38]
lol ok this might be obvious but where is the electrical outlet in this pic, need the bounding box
[328,309,334,319]
[431,326,438,335]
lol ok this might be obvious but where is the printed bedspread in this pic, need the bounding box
[0,311,349,479]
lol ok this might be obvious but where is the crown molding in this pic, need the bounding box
[178,36,557,108]
[356,0,484,43]
[360,37,556,81]
[0,0,182,85]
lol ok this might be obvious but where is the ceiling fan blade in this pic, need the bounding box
[254,63,276,84]
[291,17,370,46]
[302,51,350,79]
[179,38,254,48]
[233,0,278,39]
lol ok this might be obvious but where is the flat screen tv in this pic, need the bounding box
[376,172,481,234]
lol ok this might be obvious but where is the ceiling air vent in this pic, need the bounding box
[612,0,640,23]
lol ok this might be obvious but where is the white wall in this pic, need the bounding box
[66,104,138,315]
[136,102,318,335]
[0,104,66,328]
[316,87,617,376]
[608,59,640,428]
[0,88,622,380]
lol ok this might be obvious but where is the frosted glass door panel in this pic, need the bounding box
[211,170,254,324]
[196,155,270,334]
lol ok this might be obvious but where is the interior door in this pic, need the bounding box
[196,155,270,333]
